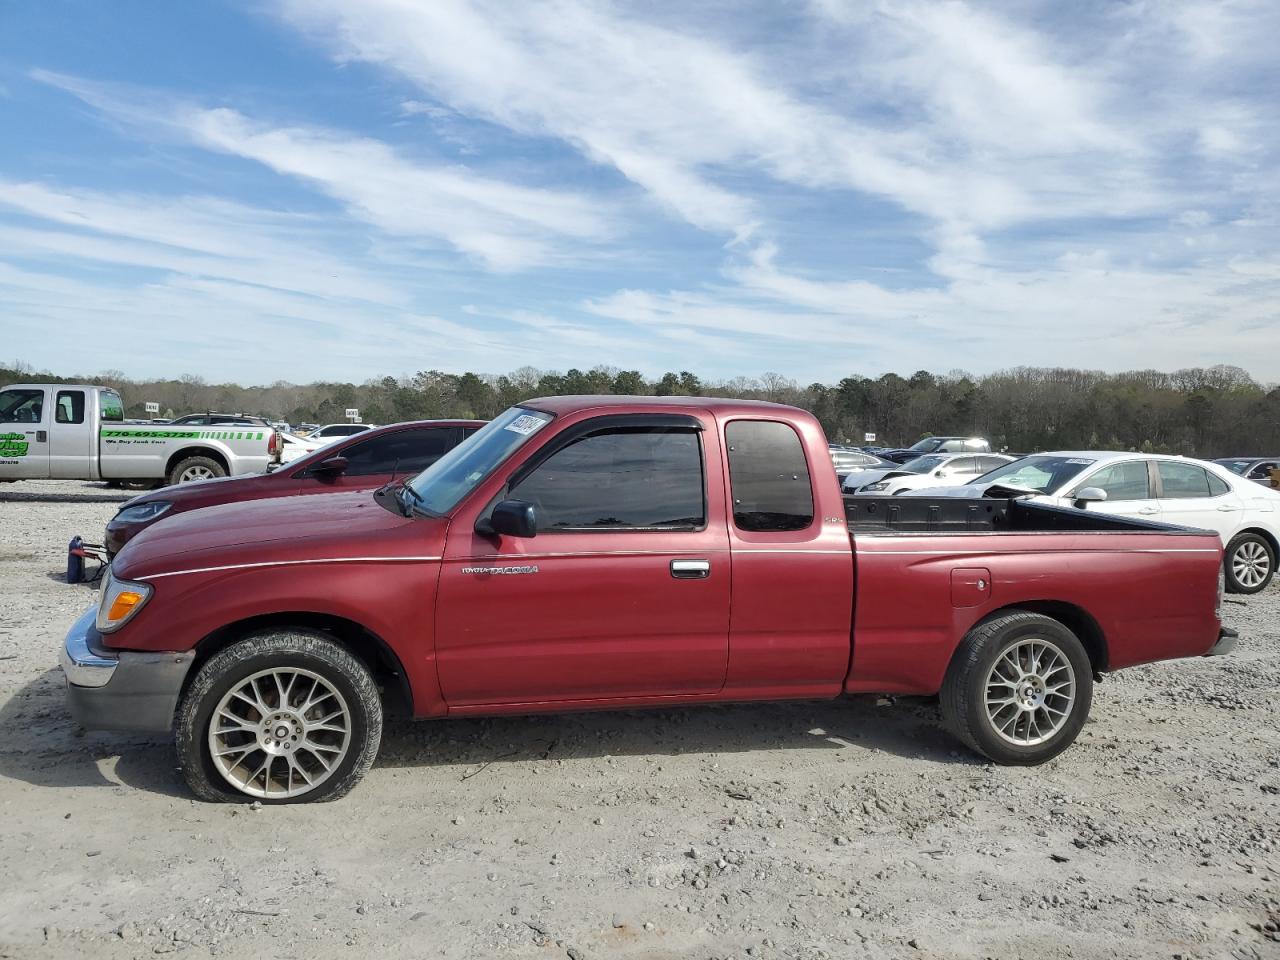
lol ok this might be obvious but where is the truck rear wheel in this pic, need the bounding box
[940,611,1092,765]
[168,455,226,485]
[175,630,382,803]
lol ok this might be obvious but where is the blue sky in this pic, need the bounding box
[1,0,1278,385]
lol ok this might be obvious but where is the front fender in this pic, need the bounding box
[103,558,445,716]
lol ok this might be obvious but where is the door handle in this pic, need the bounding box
[1138,507,1158,515]
[670,559,710,579]
[1216,505,1239,512]
[36,430,47,442]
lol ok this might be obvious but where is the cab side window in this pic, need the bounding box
[56,390,86,424]
[511,427,705,530]
[1083,461,1151,501]
[1156,462,1217,499]
[0,389,44,424]
[725,420,814,532]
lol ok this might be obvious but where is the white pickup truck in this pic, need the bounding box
[0,383,278,487]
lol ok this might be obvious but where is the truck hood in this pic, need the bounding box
[113,487,444,580]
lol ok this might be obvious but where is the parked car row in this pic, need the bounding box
[887,451,1278,594]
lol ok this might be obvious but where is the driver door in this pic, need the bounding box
[1067,460,1160,520]
[434,416,730,706]
[0,387,50,479]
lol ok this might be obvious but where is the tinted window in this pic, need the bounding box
[321,424,367,437]
[171,415,209,425]
[1083,461,1150,501]
[0,389,43,424]
[1157,462,1214,499]
[976,456,1008,472]
[1207,472,1230,496]
[55,390,85,424]
[338,428,458,477]
[950,457,978,474]
[1216,459,1251,475]
[512,427,704,529]
[1248,462,1277,479]
[725,420,814,532]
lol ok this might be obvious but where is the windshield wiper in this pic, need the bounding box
[396,481,440,518]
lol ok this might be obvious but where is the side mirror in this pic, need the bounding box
[311,455,349,478]
[482,499,538,538]
[935,469,946,477]
[1072,486,1107,508]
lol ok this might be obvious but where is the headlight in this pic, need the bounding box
[112,501,172,524]
[864,481,889,491]
[96,570,154,633]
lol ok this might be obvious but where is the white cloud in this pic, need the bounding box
[32,70,615,271]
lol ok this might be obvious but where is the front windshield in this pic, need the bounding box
[907,437,944,452]
[973,455,1096,494]
[1216,459,1251,476]
[902,455,946,474]
[406,406,553,514]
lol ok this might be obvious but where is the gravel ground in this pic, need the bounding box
[0,480,1277,960]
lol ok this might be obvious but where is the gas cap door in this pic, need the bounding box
[951,567,992,607]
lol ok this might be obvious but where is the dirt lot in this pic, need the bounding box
[0,480,1277,960]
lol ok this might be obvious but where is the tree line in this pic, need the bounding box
[5,360,1277,458]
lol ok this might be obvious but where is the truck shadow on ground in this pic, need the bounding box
[0,488,132,504]
[0,670,977,800]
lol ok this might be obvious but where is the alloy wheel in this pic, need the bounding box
[983,638,1076,747]
[207,667,352,799]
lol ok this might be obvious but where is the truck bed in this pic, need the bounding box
[845,495,1205,536]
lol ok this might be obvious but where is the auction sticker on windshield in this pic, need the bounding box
[1065,459,1096,465]
[504,414,549,436]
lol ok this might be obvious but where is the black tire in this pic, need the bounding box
[120,478,159,491]
[175,630,382,803]
[1223,532,1275,595]
[167,455,226,486]
[940,611,1093,765]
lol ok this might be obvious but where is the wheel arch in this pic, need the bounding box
[970,601,1108,673]
[165,445,230,477]
[1233,525,1278,558]
[183,612,413,717]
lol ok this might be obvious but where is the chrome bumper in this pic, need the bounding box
[61,605,117,686]
[1205,626,1238,657]
[60,605,195,733]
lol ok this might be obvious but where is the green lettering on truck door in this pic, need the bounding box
[0,432,29,457]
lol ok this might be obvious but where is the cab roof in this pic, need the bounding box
[522,395,803,418]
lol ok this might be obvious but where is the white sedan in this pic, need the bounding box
[308,422,374,442]
[846,453,1015,495]
[277,432,327,464]
[904,451,1280,594]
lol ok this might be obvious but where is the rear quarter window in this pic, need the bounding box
[725,420,814,532]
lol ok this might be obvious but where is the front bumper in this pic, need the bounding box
[60,605,195,733]
[1204,626,1238,657]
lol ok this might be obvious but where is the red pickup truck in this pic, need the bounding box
[61,396,1235,804]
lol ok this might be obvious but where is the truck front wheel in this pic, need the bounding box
[175,631,383,803]
[940,611,1093,765]
[168,455,226,485]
